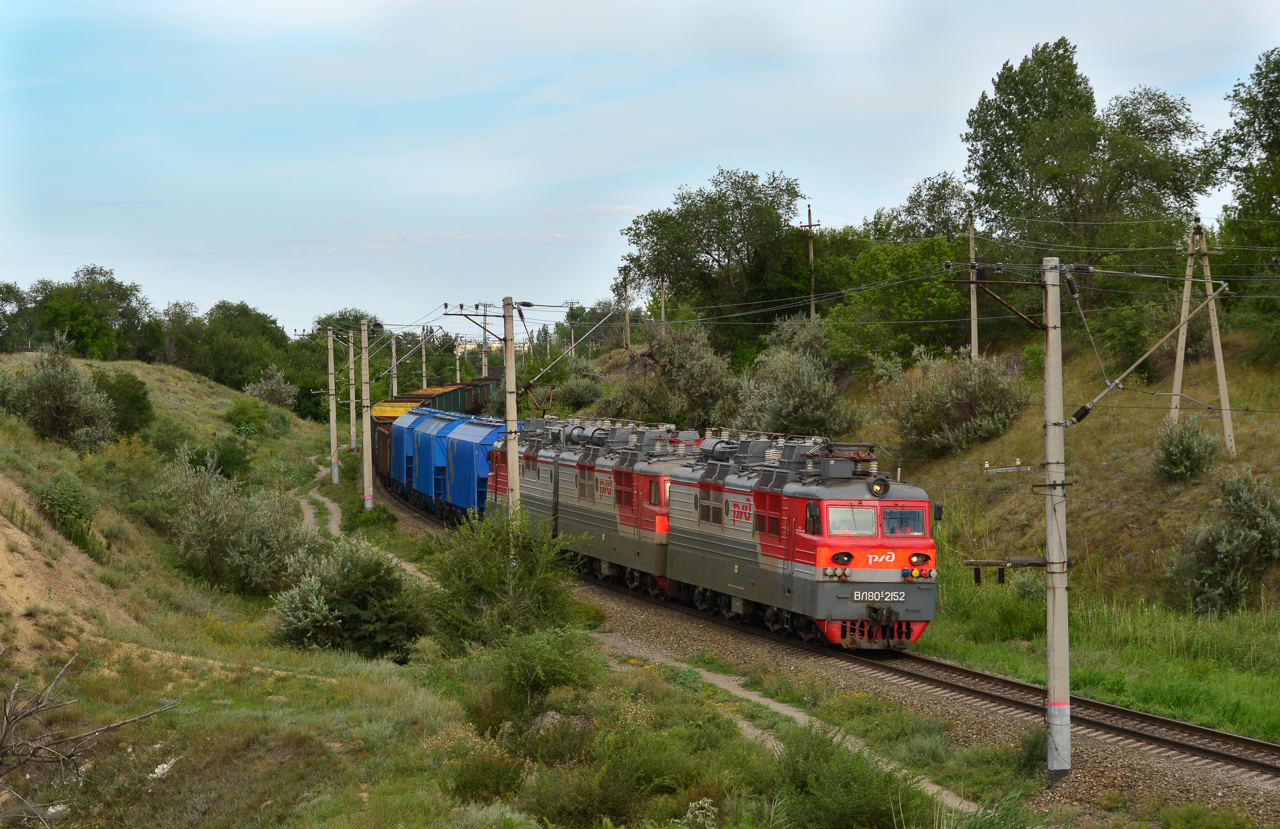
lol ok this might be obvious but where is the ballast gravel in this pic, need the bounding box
[578,582,1280,825]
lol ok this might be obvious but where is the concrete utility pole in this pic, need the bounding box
[1042,257,1071,783]
[327,328,339,484]
[969,211,979,359]
[454,344,461,383]
[421,327,429,390]
[347,331,357,451]
[503,297,520,512]
[800,204,821,322]
[389,332,399,398]
[360,320,374,511]
[481,305,489,378]
[567,302,579,354]
[622,277,631,351]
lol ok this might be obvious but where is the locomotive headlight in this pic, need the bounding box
[831,551,854,566]
[909,553,932,566]
[871,478,891,498]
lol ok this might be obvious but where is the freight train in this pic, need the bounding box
[377,407,938,650]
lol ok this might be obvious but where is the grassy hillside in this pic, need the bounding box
[855,334,1280,740]
[0,358,970,829]
[876,332,1280,598]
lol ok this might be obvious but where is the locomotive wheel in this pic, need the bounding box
[624,567,644,591]
[795,617,822,643]
[716,593,734,620]
[577,555,595,578]
[644,574,666,599]
[693,587,714,613]
[763,607,790,633]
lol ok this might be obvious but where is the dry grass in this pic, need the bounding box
[865,333,1280,601]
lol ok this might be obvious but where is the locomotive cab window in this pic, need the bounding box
[804,501,820,534]
[649,480,660,505]
[883,508,926,536]
[828,506,876,536]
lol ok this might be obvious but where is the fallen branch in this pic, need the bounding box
[0,641,179,823]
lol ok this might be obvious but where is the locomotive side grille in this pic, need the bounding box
[577,468,594,501]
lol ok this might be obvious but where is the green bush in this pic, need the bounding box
[592,324,740,432]
[0,368,18,413]
[142,413,199,459]
[420,509,577,652]
[5,335,115,453]
[1096,305,1155,380]
[222,396,269,433]
[735,319,858,437]
[265,406,291,436]
[556,375,601,410]
[876,348,1028,457]
[439,737,525,803]
[1169,469,1280,613]
[1156,415,1220,480]
[1020,344,1044,378]
[33,470,109,564]
[92,368,154,436]
[243,363,298,409]
[191,434,253,479]
[468,628,606,727]
[166,453,322,595]
[342,503,398,533]
[34,469,98,526]
[275,538,431,661]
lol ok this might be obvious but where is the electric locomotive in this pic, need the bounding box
[492,418,937,650]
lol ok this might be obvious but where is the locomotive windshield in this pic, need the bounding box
[883,508,925,536]
[827,506,876,536]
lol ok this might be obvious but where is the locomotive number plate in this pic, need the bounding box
[851,590,907,603]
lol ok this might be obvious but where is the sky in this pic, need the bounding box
[2,1,1277,339]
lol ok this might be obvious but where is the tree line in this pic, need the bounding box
[611,40,1280,369]
[0,269,469,420]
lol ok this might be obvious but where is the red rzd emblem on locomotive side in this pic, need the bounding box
[596,478,614,499]
[730,501,753,523]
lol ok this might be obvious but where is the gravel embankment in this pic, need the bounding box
[578,582,1280,824]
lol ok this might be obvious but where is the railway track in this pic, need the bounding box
[579,576,1280,780]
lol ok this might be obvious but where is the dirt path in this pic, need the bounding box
[309,487,344,538]
[300,467,344,538]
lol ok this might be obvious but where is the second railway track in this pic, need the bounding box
[579,577,1280,781]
